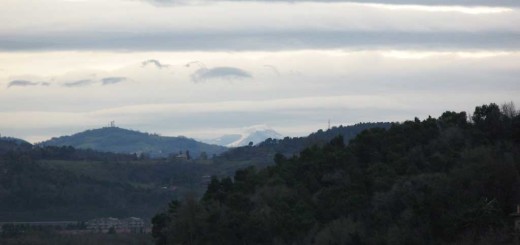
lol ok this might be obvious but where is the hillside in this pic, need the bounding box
[0,137,32,154]
[0,122,387,222]
[0,148,217,221]
[40,127,227,159]
[152,103,520,245]
[214,122,392,171]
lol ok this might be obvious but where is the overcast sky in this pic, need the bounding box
[0,0,519,143]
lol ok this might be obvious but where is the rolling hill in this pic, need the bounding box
[40,127,227,158]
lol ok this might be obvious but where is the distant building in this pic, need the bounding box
[86,217,120,233]
[121,217,146,233]
[86,217,146,233]
[172,150,190,161]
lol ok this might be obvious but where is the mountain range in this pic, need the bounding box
[40,126,227,158]
[0,120,393,222]
[202,125,283,147]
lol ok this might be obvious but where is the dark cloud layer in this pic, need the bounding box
[142,0,520,7]
[191,67,252,82]
[102,77,128,85]
[7,80,39,88]
[1,31,518,52]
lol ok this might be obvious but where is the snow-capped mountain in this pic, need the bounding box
[203,125,283,147]
[203,134,242,146]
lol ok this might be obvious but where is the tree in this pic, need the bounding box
[199,151,208,160]
[472,103,503,140]
[152,103,520,245]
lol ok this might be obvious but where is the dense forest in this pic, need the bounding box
[214,122,392,173]
[0,142,208,221]
[152,103,520,244]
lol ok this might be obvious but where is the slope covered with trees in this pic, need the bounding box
[0,137,32,155]
[152,103,520,244]
[0,142,214,221]
[214,122,392,171]
[41,127,227,159]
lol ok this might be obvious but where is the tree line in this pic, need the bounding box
[152,102,520,244]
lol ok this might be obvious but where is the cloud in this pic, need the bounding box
[1,1,518,52]
[6,80,51,88]
[101,77,128,85]
[63,79,96,87]
[141,0,520,7]
[2,31,518,52]
[8,77,127,89]
[140,0,193,6]
[1,49,518,142]
[141,59,170,69]
[7,80,40,88]
[191,66,252,82]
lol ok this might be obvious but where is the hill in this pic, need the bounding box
[214,122,392,171]
[40,127,227,159]
[152,103,520,245]
[0,137,32,154]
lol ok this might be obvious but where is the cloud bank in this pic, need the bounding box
[63,79,96,87]
[3,31,517,52]
[7,80,40,88]
[191,67,252,82]
[0,1,518,52]
[102,77,128,85]
[141,0,520,7]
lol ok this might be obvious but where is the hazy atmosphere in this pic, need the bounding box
[1,0,519,142]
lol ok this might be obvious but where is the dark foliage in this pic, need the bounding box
[214,122,392,171]
[153,103,520,244]
[0,141,214,221]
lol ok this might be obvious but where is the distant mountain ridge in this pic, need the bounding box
[203,125,283,147]
[204,134,242,146]
[228,125,283,147]
[40,127,227,158]
[215,122,394,170]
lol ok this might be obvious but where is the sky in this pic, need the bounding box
[0,0,519,143]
